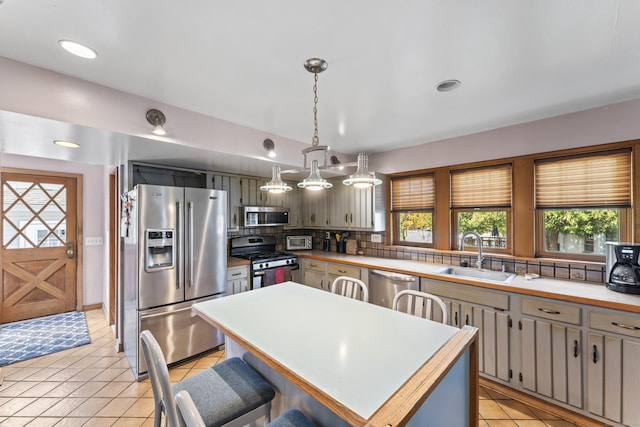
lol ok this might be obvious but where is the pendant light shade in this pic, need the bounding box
[297,160,333,191]
[343,153,382,188]
[260,165,292,193]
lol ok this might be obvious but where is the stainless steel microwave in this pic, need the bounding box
[241,206,289,227]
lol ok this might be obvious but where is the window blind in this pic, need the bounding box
[535,150,631,208]
[391,175,434,211]
[450,165,512,208]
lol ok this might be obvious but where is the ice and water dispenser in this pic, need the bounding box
[145,229,175,271]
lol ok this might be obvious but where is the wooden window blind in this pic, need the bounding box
[391,175,434,211]
[535,150,631,208]
[450,165,512,208]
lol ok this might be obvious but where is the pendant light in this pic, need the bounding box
[343,153,383,188]
[260,165,292,193]
[297,58,333,191]
[298,160,332,191]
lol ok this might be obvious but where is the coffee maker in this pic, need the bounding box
[605,242,640,294]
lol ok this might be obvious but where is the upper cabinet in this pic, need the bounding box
[305,176,386,231]
[212,174,241,231]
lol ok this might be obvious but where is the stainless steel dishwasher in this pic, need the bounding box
[368,269,419,309]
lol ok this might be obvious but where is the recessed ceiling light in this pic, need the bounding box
[53,140,80,148]
[435,79,461,92]
[58,40,98,59]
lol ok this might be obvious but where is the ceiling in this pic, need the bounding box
[1,1,640,172]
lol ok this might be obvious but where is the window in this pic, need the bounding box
[535,150,631,259]
[451,165,512,252]
[391,174,434,246]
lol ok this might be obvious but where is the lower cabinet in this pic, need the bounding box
[421,278,511,383]
[226,265,249,295]
[586,309,640,426]
[302,259,328,291]
[301,259,366,293]
[518,296,583,409]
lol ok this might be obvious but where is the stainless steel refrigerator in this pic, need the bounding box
[122,184,227,379]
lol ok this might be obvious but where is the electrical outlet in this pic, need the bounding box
[371,234,382,243]
[85,237,104,246]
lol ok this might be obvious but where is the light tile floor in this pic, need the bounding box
[0,310,585,426]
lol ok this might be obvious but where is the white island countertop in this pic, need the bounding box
[192,282,478,426]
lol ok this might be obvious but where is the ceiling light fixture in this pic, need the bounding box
[343,153,383,188]
[53,139,80,148]
[436,79,461,92]
[146,109,167,136]
[58,40,98,59]
[263,138,276,158]
[260,165,292,193]
[296,58,333,191]
[271,58,382,191]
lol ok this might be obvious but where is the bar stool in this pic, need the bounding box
[140,330,275,427]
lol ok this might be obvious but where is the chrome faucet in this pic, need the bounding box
[460,231,484,270]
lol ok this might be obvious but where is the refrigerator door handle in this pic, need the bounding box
[141,305,194,319]
[176,201,183,289]
[187,201,194,287]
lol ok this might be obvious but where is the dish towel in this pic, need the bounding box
[275,267,285,284]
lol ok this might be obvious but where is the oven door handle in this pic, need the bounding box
[254,271,266,277]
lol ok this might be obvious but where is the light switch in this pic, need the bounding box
[371,234,382,243]
[85,237,104,246]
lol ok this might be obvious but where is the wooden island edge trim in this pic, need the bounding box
[366,325,479,427]
[191,305,368,426]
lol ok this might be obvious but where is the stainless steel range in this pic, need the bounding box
[230,236,298,289]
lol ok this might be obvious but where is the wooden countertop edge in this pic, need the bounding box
[366,325,479,427]
[191,304,368,426]
[297,254,640,313]
[227,256,250,267]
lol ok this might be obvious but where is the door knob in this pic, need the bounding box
[66,241,75,258]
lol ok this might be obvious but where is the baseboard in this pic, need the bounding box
[480,377,610,427]
[82,303,103,311]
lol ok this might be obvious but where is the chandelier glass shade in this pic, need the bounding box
[343,153,383,188]
[260,165,292,193]
[297,160,332,191]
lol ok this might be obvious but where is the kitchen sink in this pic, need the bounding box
[435,266,517,284]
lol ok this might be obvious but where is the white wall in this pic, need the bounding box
[0,153,107,308]
[371,98,640,173]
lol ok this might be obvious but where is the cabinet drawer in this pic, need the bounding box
[589,309,640,339]
[327,263,360,279]
[226,266,248,280]
[302,259,325,272]
[521,297,581,325]
[421,279,509,310]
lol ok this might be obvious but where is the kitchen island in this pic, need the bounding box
[192,282,478,427]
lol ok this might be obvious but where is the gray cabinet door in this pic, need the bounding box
[522,318,582,408]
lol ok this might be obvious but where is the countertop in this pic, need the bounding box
[192,282,474,426]
[227,256,250,268]
[293,250,640,313]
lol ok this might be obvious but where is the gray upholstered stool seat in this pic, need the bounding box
[176,390,317,427]
[173,357,276,427]
[266,409,316,427]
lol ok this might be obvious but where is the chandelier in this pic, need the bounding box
[261,58,382,193]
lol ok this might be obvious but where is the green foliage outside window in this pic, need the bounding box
[543,209,619,253]
[398,212,433,243]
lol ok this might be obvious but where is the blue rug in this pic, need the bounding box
[0,311,91,367]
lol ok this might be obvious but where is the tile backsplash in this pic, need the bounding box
[229,228,606,284]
